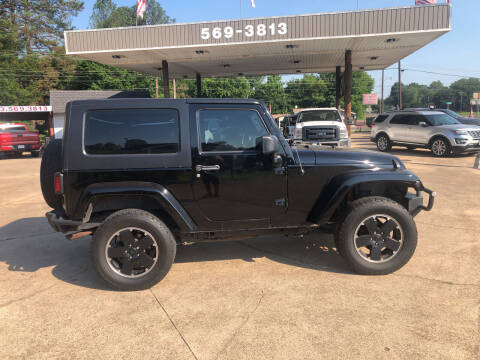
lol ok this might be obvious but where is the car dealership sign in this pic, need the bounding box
[362,94,378,105]
[0,106,52,112]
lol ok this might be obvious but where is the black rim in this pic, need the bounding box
[353,214,403,263]
[105,227,158,278]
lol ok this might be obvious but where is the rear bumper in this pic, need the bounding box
[46,209,99,233]
[0,144,40,152]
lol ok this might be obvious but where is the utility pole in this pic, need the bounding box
[398,61,402,110]
[173,78,177,99]
[381,69,384,113]
[155,77,159,98]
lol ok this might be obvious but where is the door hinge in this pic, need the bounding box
[274,198,288,207]
[274,167,286,175]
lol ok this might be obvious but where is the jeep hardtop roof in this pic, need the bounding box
[66,98,266,107]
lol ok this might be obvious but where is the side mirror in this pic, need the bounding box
[419,121,428,127]
[262,135,279,155]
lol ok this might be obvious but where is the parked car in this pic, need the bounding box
[371,110,480,156]
[366,116,377,127]
[292,108,350,147]
[41,98,435,290]
[0,122,41,157]
[405,108,480,126]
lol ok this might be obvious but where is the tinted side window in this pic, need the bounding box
[199,109,268,152]
[84,109,179,155]
[408,115,427,126]
[374,115,388,123]
[390,115,410,125]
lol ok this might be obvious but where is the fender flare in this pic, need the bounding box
[79,181,196,232]
[307,169,420,225]
[428,134,454,147]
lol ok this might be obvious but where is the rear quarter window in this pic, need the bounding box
[84,108,179,155]
[374,115,388,123]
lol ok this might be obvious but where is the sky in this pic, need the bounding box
[71,0,480,97]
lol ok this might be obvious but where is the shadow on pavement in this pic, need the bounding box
[0,217,352,291]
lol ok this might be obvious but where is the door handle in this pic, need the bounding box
[195,165,220,171]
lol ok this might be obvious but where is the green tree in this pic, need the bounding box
[285,74,328,109]
[449,78,480,112]
[351,71,374,119]
[1,0,84,54]
[90,0,116,28]
[253,76,287,113]
[186,77,255,98]
[64,60,155,95]
[90,0,173,28]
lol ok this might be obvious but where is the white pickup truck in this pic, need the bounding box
[291,108,350,147]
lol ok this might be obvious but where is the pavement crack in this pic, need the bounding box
[214,290,264,359]
[150,290,198,360]
[392,273,479,287]
[0,231,56,242]
[415,221,474,232]
[0,283,58,308]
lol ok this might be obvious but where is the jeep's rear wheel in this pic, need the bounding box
[91,209,176,291]
[376,134,391,152]
[337,197,417,275]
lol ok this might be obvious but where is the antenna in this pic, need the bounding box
[292,143,305,176]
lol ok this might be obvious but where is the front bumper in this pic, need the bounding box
[452,143,480,154]
[407,184,436,217]
[294,138,350,147]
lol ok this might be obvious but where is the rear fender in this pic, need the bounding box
[307,169,420,224]
[79,181,196,232]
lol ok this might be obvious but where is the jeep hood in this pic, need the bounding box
[293,148,401,168]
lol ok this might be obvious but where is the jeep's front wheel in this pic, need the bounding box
[91,209,176,291]
[337,197,417,275]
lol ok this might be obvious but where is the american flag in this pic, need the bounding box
[137,0,147,18]
[415,0,437,4]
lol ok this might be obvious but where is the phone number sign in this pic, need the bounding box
[200,22,287,40]
[0,106,52,112]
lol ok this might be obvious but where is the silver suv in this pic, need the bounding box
[370,110,480,156]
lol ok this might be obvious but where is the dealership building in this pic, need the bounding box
[60,3,451,133]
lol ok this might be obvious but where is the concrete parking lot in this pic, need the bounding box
[0,133,478,359]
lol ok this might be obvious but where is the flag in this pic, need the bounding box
[137,0,147,18]
[415,0,436,4]
[250,0,256,8]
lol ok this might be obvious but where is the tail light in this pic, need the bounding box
[54,172,63,194]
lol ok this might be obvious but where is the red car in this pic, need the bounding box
[0,123,41,157]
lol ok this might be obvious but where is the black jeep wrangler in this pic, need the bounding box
[40,99,435,290]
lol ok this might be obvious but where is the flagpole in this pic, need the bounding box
[240,0,242,18]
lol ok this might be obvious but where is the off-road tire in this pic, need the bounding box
[91,209,176,291]
[376,134,392,152]
[40,139,62,209]
[430,137,451,157]
[337,196,417,275]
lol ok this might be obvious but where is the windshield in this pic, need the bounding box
[425,114,460,126]
[298,110,341,123]
[442,109,462,120]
